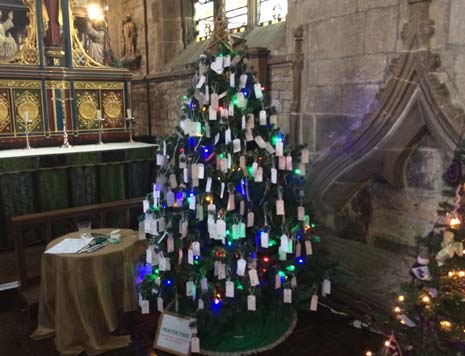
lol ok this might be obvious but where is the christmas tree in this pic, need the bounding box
[376,147,465,355]
[137,6,329,352]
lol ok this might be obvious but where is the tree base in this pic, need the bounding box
[199,305,297,355]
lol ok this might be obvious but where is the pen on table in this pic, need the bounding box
[81,243,107,253]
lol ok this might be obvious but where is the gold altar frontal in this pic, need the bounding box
[0,0,132,149]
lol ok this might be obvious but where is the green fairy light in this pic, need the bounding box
[237,283,244,290]
[248,166,253,176]
[294,169,301,175]
[219,153,224,159]
[286,265,296,272]
[268,239,277,247]
[278,271,286,278]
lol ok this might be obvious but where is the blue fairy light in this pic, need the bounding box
[165,279,173,286]
[297,257,304,264]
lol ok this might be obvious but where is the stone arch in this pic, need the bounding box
[307,0,465,221]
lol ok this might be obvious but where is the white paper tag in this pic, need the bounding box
[143,200,149,212]
[254,136,267,149]
[218,263,226,280]
[284,289,292,304]
[198,163,205,179]
[225,128,232,144]
[146,248,153,264]
[216,219,226,241]
[254,83,263,100]
[298,206,305,221]
[286,156,293,171]
[247,114,255,129]
[198,299,205,310]
[140,300,149,314]
[260,231,269,248]
[301,149,310,164]
[305,240,313,256]
[280,235,289,252]
[230,73,235,88]
[186,281,194,296]
[270,114,278,126]
[255,167,263,182]
[276,200,285,216]
[247,212,254,227]
[322,279,331,297]
[201,277,208,291]
[159,256,167,271]
[291,277,297,289]
[209,105,217,121]
[206,177,212,193]
[310,295,318,311]
[247,295,256,311]
[193,241,201,256]
[249,269,260,287]
[233,138,241,153]
[196,75,206,88]
[276,142,284,157]
[191,337,200,353]
[296,242,301,257]
[278,156,286,170]
[259,110,267,125]
[226,281,235,297]
[271,168,278,184]
[240,74,247,88]
[189,195,196,210]
[223,54,231,67]
[275,274,281,289]
[157,297,164,312]
[237,258,246,276]
[188,249,194,265]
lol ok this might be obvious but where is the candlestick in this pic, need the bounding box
[124,109,135,143]
[60,87,72,148]
[96,110,105,145]
[23,111,32,150]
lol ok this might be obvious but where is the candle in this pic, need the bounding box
[96,109,102,120]
[126,108,132,118]
[25,111,29,121]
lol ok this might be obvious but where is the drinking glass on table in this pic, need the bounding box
[77,221,92,238]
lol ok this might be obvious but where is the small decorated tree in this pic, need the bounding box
[377,146,465,355]
[138,6,329,353]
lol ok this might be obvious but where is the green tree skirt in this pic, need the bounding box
[171,302,297,355]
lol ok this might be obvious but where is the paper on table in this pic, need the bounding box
[45,237,94,254]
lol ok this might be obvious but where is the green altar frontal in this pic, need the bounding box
[0,143,155,248]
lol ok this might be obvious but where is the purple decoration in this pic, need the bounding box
[447,159,462,185]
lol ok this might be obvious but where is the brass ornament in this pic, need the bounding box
[0,80,41,89]
[74,81,124,90]
[15,91,40,130]
[77,92,98,129]
[0,94,9,131]
[103,92,122,127]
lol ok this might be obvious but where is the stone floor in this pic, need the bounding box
[0,291,382,356]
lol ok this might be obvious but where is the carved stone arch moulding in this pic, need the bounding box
[306,0,465,218]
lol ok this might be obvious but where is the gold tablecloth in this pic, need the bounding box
[31,229,147,355]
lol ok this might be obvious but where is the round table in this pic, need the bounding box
[31,229,147,355]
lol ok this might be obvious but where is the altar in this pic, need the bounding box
[0,0,150,250]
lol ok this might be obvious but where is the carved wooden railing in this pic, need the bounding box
[12,197,143,289]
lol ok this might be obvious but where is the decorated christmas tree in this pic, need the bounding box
[377,146,465,355]
[138,5,330,353]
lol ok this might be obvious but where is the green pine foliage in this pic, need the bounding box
[379,153,465,355]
